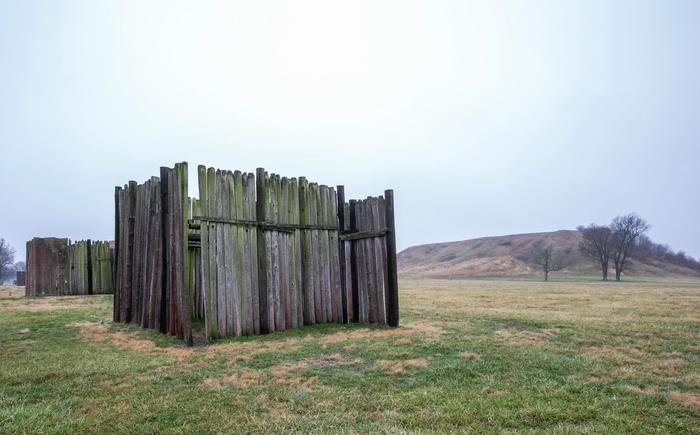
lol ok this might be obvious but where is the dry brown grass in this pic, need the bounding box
[1,294,98,312]
[69,321,194,359]
[669,391,700,409]
[377,358,429,375]
[459,351,481,360]
[494,325,559,347]
[399,277,700,325]
[201,352,360,392]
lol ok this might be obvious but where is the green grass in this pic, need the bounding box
[1,278,699,433]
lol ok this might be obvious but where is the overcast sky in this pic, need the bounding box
[1,0,699,263]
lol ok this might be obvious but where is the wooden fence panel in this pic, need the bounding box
[68,240,89,295]
[114,162,398,344]
[91,241,113,294]
[197,166,258,341]
[257,172,304,332]
[26,238,114,297]
[338,190,398,326]
[113,164,190,343]
[26,237,69,296]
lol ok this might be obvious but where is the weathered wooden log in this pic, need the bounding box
[384,189,399,327]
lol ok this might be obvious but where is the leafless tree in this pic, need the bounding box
[578,224,613,281]
[610,213,650,281]
[0,239,16,282]
[532,245,564,281]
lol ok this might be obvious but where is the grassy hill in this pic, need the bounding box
[398,230,700,279]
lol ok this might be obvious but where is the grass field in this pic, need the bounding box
[1,278,700,433]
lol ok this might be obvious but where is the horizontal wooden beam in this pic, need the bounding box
[339,228,388,241]
[191,216,338,232]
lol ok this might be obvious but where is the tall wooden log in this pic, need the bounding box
[384,189,399,327]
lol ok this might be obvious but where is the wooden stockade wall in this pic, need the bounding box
[26,237,114,296]
[113,162,398,344]
[113,165,191,342]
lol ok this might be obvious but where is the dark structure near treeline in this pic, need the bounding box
[114,162,398,344]
[25,238,114,296]
[16,271,26,286]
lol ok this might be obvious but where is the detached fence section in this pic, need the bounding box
[26,238,68,296]
[26,238,114,296]
[113,162,398,344]
[16,271,26,286]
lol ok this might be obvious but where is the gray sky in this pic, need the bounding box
[2,0,699,263]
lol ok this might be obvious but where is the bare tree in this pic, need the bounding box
[610,213,650,281]
[532,245,564,281]
[578,224,613,281]
[0,239,16,282]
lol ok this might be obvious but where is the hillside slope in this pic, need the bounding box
[398,230,700,279]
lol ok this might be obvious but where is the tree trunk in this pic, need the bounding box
[601,260,608,281]
[544,270,549,282]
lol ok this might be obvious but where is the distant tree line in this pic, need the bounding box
[635,235,700,271]
[578,213,700,281]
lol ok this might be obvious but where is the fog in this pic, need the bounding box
[2,0,698,262]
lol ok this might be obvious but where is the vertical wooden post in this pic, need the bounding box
[114,186,120,321]
[175,162,192,345]
[25,241,30,296]
[349,199,359,322]
[159,168,169,333]
[86,239,93,295]
[336,186,347,323]
[384,189,399,327]
[255,167,270,334]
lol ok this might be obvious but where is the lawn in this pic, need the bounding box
[1,278,699,433]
